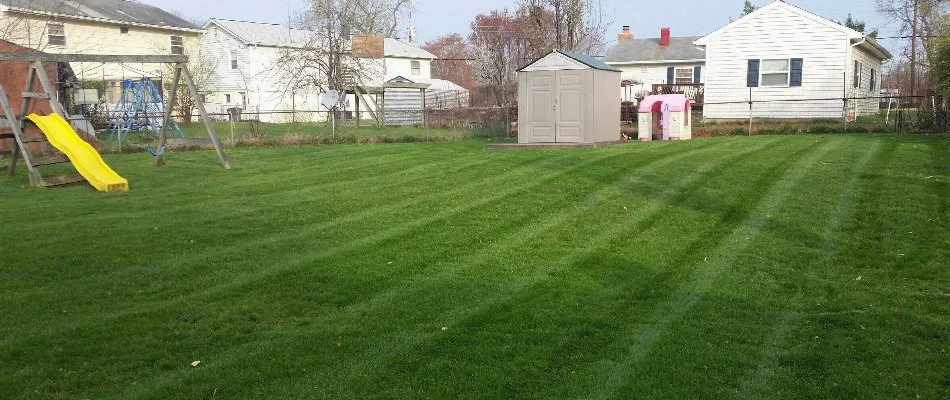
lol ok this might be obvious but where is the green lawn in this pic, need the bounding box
[1,135,948,399]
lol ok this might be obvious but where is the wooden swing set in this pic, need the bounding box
[0,52,229,188]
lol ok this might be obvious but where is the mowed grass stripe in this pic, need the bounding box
[576,137,843,400]
[0,148,581,338]
[1,142,698,346]
[340,137,830,398]
[111,137,784,398]
[735,138,882,399]
[772,138,950,397]
[4,136,948,399]
[5,143,491,232]
[308,138,799,397]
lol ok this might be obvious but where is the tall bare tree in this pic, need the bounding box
[469,10,531,107]
[424,33,476,90]
[516,0,611,57]
[878,1,950,66]
[278,0,412,95]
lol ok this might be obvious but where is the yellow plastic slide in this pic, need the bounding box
[27,113,129,192]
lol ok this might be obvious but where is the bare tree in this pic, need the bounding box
[877,1,950,65]
[277,0,412,96]
[469,10,531,107]
[424,33,476,90]
[517,0,612,56]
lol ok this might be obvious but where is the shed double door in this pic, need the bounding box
[527,70,583,143]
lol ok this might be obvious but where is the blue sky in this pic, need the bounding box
[145,0,904,55]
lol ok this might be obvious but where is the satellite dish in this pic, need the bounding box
[321,90,344,109]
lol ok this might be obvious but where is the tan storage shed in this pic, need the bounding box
[517,50,621,144]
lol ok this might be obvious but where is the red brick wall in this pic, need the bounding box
[0,40,59,152]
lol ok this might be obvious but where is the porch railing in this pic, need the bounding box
[650,83,704,105]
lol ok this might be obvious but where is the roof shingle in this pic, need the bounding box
[604,36,705,64]
[0,0,198,30]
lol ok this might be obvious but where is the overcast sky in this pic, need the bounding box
[143,0,905,55]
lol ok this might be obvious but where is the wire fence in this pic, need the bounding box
[621,93,950,137]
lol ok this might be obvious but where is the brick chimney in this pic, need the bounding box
[659,27,671,45]
[617,25,633,42]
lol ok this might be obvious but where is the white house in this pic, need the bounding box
[694,0,891,120]
[370,39,469,125]
[200,19,320,122]
[200,20,467,124]
[604,26,705,104]
[0,0,202,102]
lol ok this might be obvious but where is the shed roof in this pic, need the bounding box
[638,94,690,112]
[518,50,620,72]
[0,0,199,31]
[604,36,705,64]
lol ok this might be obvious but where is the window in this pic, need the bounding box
[230,50,238,69]
[748,58,802,87]
[200,94,207,103]
[760,59,790,87]
[239,92,246,106]
[225,94,231,103]
[870,69,877,91]
[853,61,863,88]
[674,68,693,84]
[47,23,65,46]
[411,60,420,75]
[120,26,129,34]
[170,35,184,55]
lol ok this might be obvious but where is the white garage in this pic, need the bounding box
[517,50,621,144]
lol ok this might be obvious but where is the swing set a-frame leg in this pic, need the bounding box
[158,63,229,169]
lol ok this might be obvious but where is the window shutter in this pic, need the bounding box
[666,67,674,84]
[693,66,701,84]
[789,58,803,87]
[870,69,876,91]
[747,59,760,87]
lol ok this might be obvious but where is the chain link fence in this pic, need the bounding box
[620,92,950,139]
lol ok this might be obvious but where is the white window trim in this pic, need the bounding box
[47,22,66,47]
[230,50,239,70]
[170,35,184,55]
[410,60,421,75]
[674,67,693,84]
[760,58,791,88]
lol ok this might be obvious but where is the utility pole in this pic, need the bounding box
[911,0,918,99]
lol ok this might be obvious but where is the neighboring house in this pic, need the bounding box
[200,19,318,122]
[200,19,468,124]
[371,39,469,125]
[694,0,891,119]
[604,26,705,104]
[0,0,202,103]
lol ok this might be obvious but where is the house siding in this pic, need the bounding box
[849,45,883,117]
[200,24,326,122]
[0,12,199,82]
[702,4,849,119]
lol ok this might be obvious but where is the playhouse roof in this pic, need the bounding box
[638,94,690,113]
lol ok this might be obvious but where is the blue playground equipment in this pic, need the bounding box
[108,77,184,145]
